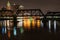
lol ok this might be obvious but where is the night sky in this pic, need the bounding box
[0,0,60,13]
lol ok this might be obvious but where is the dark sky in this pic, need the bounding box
[0,0,60,13]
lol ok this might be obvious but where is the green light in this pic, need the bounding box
[20,27,24,34]
[30,17,32,21]
[54,16,58,18]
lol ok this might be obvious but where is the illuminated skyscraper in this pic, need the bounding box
[6,1,11,10]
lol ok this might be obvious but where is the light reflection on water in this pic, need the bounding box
[54,20,56,32]
[0,17,59,40]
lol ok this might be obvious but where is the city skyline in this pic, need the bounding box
[0,0,60,14]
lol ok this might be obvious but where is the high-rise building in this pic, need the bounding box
[6,1,11,10]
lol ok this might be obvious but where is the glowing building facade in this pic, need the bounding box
[6,1,11,10]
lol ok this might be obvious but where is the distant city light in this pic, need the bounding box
[0,1,60,40]
[7,1,11,10]
[13,3,16,5]
[7,1,10,7]
[19,5,24,9]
